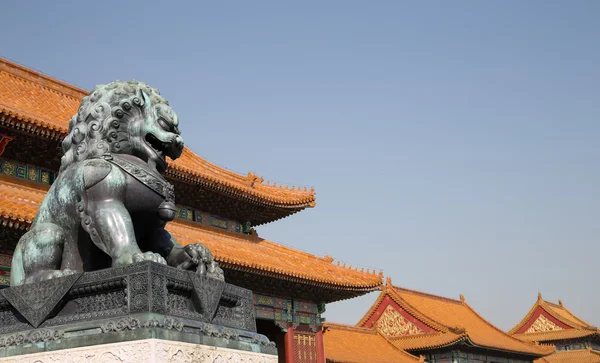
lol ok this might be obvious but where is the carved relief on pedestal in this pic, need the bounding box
[0,340,152,363]
[525,314,563,333]
[154,340,277,363]
[376,305,424,337]
[0,339,278,363]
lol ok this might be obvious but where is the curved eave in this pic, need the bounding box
[166,164,316,209]
[391,333,468,351]
[220,261,382,293]
[0,108,66,140]
[0,111,317,212]
[463,337,554,358]
[0,216,381,297]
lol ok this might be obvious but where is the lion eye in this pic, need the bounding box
[158,119,171,132]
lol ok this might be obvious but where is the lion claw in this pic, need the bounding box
[114,251,167,267]
[132,252,167,264]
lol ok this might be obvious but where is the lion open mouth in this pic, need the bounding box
[145,133,170,161]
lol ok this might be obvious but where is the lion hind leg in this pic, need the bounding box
[18,223,75,285]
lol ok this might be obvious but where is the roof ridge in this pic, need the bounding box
[538,300,583,329]
[461,301,555,355]
[544,300,562,308]
[393,285,463,304]
[548,301,594,328]
[174,149,315,198]
[323,322,377,334]
[389,332,455,341]
[386,287,450,332]
[0,57,88,98]
[508,296,544,334]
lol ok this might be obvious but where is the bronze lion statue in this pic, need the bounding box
[11,80,223,285]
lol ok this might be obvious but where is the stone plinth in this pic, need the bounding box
[0,338,278,362]
[0,262,277,360]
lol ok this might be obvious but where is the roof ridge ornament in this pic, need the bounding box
[459,294,465,302]
[246,172,263,188]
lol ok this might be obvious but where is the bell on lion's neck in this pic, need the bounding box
[157,200,176,221]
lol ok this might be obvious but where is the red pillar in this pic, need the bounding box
[316,329,325,363]
[284,325,295,362]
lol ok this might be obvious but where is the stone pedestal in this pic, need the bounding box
[0,262,277,361]
[0,338,278,362]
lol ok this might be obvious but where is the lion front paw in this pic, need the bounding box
[113,251,167,267]
[24,269,79,284]
[167,243,225,281]
[205,262,225,281]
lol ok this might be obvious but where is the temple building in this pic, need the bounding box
[509,293,600,363]
[0,57,383,362]
[324,278,554,363]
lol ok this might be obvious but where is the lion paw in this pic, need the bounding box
[114,251,167,267]
[24,269,78,284]
[132,252,167,264]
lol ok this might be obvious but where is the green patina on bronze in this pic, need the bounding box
[10,80,224,285]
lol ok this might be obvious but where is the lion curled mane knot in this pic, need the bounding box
[11,80,224,285]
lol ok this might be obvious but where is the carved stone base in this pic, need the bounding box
[0,262,276,359]
[0,338,278,362]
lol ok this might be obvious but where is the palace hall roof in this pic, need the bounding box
[355,278,554,358]
[322,322,422,363]
[0,176,382,300]
[535,347,600,363]
[509,293,600,343]
[0,57,316,224]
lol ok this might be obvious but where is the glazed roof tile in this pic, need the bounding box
[389,332,466,351]
[356,280,554,357]
[0,176,48,228]
[509,293,599,343]
[323,323,421,363]
[536,348,600,363]
[515,329,599,343]
[168,221,382,289]
[0,176,381,290]
[0,57,316,209]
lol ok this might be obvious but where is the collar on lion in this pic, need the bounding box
[101,153,176,221]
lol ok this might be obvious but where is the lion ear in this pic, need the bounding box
[139,89,152,111]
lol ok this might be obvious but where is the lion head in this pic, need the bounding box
[60,80,184,174]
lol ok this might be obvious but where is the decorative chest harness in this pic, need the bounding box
[102,154,177,222]
[77,154,177,255]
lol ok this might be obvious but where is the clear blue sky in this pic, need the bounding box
[2,1,598,331]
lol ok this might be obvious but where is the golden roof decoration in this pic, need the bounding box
[356,285,554,357]
[510,294,600,343]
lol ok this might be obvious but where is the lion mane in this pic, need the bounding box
[60,80,169,172]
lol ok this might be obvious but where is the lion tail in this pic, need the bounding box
[10,243,25,286]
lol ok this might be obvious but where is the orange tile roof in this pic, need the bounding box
[168,221,382,289]
[0,175,48,229]
[516,329,599,343]
[509,293,599,343]
[0,176,381,290]
[323,323,421,363]
[0,57,316,210]
[356,279,554,357]
[536,348,600,363]
[389,332,466,351]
